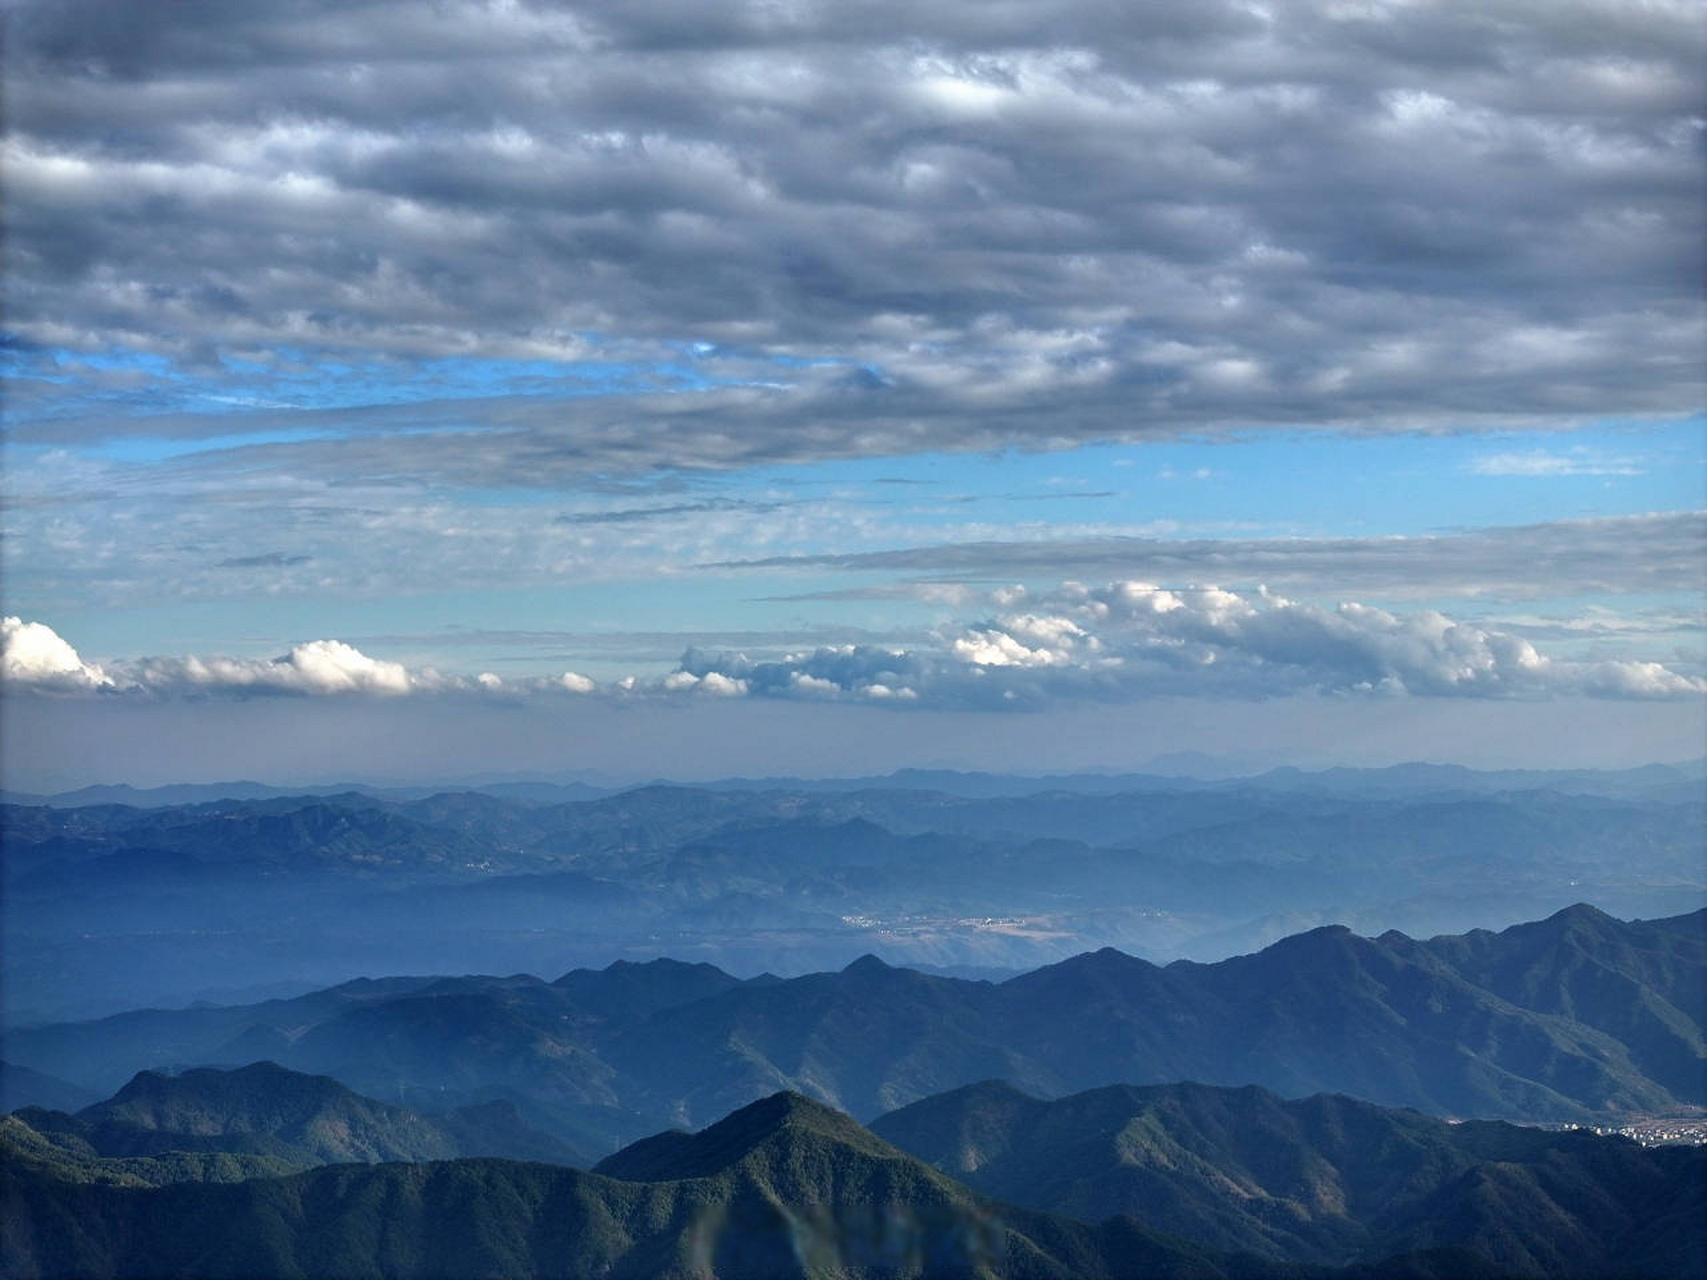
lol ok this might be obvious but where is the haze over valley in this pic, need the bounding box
[4,762,1704,1025]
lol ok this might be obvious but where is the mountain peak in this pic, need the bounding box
[596,1090,898,1184]
[1056,945,1153,975]
[98,1060,344,1117]
[1544,902,1616,928]
[840,953,892,977]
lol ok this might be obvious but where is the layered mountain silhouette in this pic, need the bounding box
[4,1060,579,1187]
[7,1066,1701,1279]
[3,1085,1257,1279]
[8,769,1702,1022]
[10,904,1699,1155]
[871,1078,1705,1275]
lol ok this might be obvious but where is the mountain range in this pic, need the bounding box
[7,905,1702,1162]
[871,1078,1705,1274]
[5,764,1703,1024]
[6,1064,1702,1279]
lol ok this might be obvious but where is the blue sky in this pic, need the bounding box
[2,0,1702,788]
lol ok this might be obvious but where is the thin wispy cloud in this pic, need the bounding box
[1468,450,1648,478]
[705,513,1707,600]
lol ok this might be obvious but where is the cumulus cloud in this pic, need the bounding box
[1,617,113,691]
[665,582,1707,705]
[126,639,418,696]
[1,624,429,698]
[6,590,1702,708]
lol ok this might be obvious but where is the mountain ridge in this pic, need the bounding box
[7,1069,1702,1279]
[6,906,1702,1153]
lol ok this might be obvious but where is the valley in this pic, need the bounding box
[4,765,1703,1277]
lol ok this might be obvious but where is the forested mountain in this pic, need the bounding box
[7,907,1702,1156]
[871,1079,1704,1274]
[6,772,1700,1277]
[2,1089,1271,1280]
[7,1071,1701,1280]
[5,1060,579,1185]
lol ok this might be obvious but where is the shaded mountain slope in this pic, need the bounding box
[1411,905,1707,1102]
[1,1091,1278,1280]
[10,1082,1699,1279]
[8,908,1703,1145]
[870,1079,1707,1273]
[608,907,1704,1127]
[71,1061,464,1164]
[4,1062,582,1182]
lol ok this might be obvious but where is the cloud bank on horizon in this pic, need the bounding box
[2,0,1702,777]
[8,571,1701,708]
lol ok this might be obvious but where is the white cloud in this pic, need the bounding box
[1,617,113,691]
[1,624,429,698]
[659,669,748,696]
[698,671,749,696]
[662,582,1707,705]
[1468,449,1646,477]
[129,639,416,696]
[6,592,1701,709]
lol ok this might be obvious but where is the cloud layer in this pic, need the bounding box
[728,511,1707,601]
[6,0,1702,479]
[4,1,1699,774]
[10,580,1700,709]
[678,581,1706,705]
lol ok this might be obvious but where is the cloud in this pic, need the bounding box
[215,552,313,569]
[712,512,1707,601]
[667,581,1707,705]
[553,498,792,525]
[129,639,418,696]
[1,617,113,691]
[4,0,1701,478]
[6,581,1702,709]
[1468,449,1647,477]
[1,623,424,698]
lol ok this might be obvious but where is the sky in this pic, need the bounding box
[2,0,1703,789]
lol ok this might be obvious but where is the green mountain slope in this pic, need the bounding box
[1,1090,1274,1280]
[4,1062,580,1184]
[870,1079,1707,1275]
[9,907,1703,1146]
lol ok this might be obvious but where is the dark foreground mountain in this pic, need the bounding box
[6,907,1702,1156]
[8,1079,1701,1279]
[3,1061,580,1187]
[2,1089,1289,1280]
[871,1079,1706,1275]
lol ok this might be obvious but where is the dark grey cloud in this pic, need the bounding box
[215,552,312,569]
[713,512,1707,601]
[5,0,1700,476]
[553,497,790,525]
